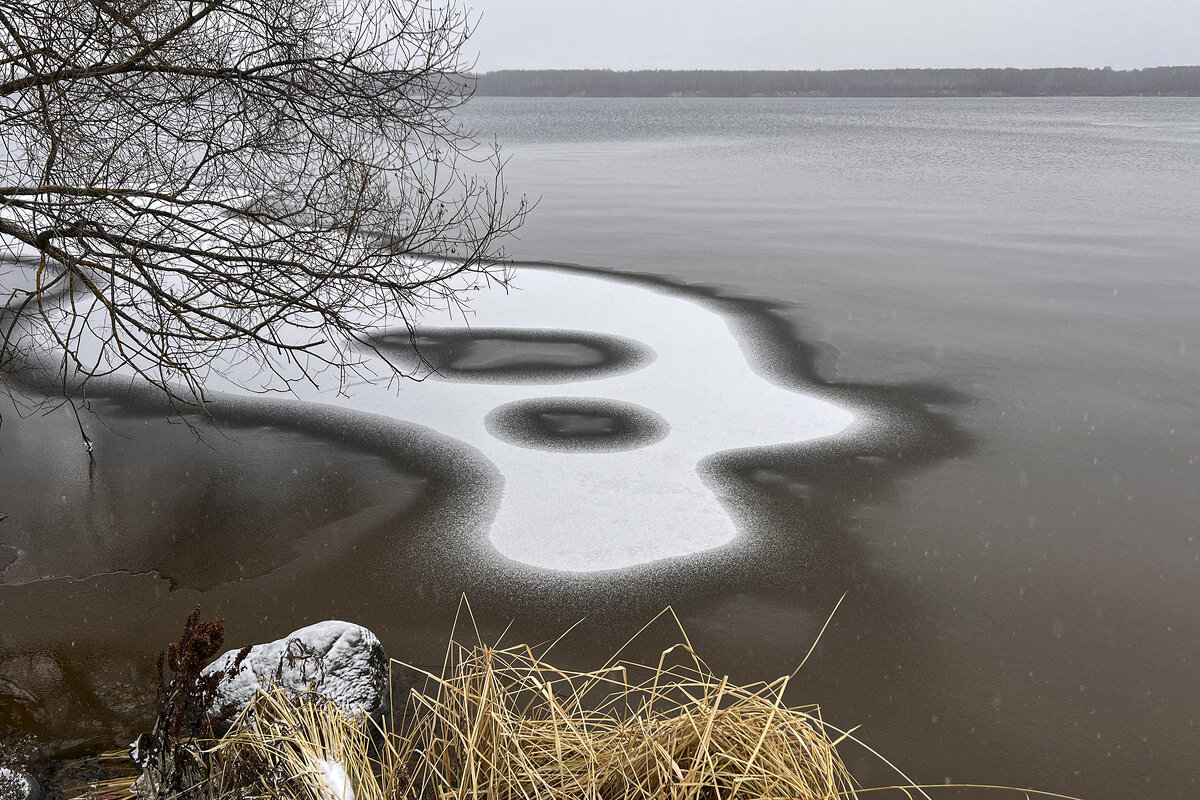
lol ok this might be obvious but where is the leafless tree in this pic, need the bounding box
[0,0,526,413]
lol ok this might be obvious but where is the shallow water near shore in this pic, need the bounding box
[3,97,1200,799]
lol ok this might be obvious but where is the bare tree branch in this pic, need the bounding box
[0,0,526,414]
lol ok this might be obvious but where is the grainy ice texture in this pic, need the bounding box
[201,267,857,572]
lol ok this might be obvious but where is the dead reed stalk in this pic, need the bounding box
[65,610,1083,800]
[392,638,856,800]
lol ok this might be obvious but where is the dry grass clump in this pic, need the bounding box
[64,609,1082,800]
[69,621,863,800]
[209,688,394,800]
[393,638,856,800]
[70,688,392,800]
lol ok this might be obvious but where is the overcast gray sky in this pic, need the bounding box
[463,0,1199,72]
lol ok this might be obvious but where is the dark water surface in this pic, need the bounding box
[3,97,1199,798]
[453,98,1200,798]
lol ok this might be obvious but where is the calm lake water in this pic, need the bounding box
[460,97,1200,798]
[3,97,1200,799]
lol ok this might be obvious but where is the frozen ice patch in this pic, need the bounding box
[201,266,855,572]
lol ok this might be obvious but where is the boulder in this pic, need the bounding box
[203,621,388,722]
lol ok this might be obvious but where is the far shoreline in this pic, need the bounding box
[472,65,1200,97]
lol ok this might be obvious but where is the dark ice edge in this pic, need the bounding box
[484,259,976,586]
[363,326,656,384]
[485,396,671,453]
[7,258,973,590]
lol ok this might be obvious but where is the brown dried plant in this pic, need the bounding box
[136,607,249,800]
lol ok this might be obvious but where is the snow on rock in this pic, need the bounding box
[0,768,42,800]
[204,621,387,721]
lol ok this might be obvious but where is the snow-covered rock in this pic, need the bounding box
[203,621,388,721]
[0,768,42,800]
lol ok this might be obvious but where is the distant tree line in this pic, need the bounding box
[474,67,1200,97]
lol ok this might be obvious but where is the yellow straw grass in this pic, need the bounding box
[390,636,856,800]
[65,609,1084,800]
[209,688,393,800]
